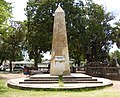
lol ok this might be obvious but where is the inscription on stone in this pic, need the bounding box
[55,56,65,62]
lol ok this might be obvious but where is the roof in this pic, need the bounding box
[12,61,34,65]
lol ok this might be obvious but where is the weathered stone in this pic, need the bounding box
[50,6,70,76]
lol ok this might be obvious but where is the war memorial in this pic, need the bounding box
[7,6,112,90]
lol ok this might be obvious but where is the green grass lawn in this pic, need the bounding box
[0,79,120,97]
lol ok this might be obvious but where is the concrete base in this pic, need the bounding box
[7,73,113,90]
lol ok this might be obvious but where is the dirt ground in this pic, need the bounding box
[0,72,120,91]
[0,72,29,82]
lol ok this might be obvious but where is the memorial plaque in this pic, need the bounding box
[55,56,65,62]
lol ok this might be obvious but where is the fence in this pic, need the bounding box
[85,66,120,80]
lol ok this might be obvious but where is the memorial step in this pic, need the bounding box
[19,80,102,84]
[29,76,92,79]
[24,78,97,81]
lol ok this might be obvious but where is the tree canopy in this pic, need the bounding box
[0,0,12,66]
[0,21,27,72]
[0,0,12,35]
[109,50,120,66]
[112,21,120,48]
[0,0,118,68]
[25,0,116,66]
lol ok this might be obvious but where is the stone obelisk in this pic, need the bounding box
[50,6,70,76]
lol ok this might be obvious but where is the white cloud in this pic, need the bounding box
[94,0,120,11]
[94,0,120,20]
[6,0,28,21]
[6,0,120,21]
[109,43,120,53]
[94,0,120,52]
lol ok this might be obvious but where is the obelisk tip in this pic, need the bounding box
[55,5,64,13]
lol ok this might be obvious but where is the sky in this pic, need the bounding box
[5,0,120,21]
[93,0,120,26]
[5,0,120,54]
[5,0,28,21]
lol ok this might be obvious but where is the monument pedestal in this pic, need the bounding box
[50,55,70,76]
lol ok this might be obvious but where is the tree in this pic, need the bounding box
[25,0,115,67]
[112,21,120,48]
[26,0,56,67]
[64,0,114,64]
[1,21,27,72]
[0,0,12,34]
[26,0,86,67]
[0,0,12,66]
[109,50,120,66]
[0,42,8,66]
[81,1,114,62]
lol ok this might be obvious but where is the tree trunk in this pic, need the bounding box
[34,57,38,69]
[0,60,3,66]
[92,46,97,62]
[77,59,81,70]
[9,61,12,73]
[77,60,80,67]
[116,41,120,48]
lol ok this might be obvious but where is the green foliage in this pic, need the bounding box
[0,0,12,66]
[109,50,120,66]
[0,80,8,93]
[0,21,27,71]
[82,1,114,62]
[0,0,12,34]
[112,21,120,48]
[26,0,85,66]
[59,75,64,87]
[1,21,26,60]
[25,0,115,66]
[26,0,56,66]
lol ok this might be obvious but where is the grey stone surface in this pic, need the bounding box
[7,73,113,90]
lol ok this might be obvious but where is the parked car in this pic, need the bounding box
[0,65,9,71]
[13,66,24,72]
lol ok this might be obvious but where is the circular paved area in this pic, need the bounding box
[6,73,113,90]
